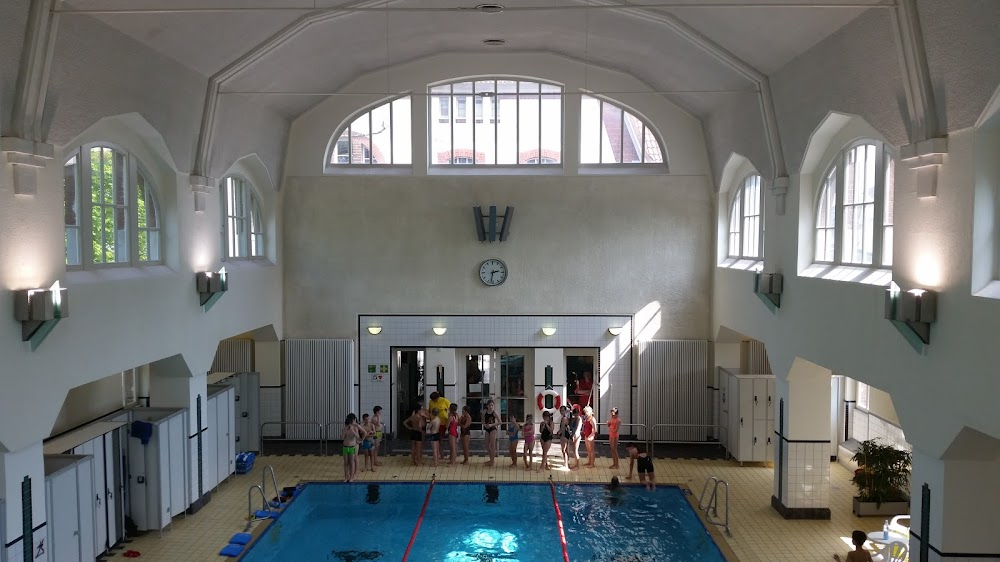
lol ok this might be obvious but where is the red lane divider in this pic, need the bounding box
[549,480,571,562]
[402,478,436,562]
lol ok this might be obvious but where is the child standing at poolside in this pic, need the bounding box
[558,405,571,468]
[459,405,473,464]
[483,401,499,466]
[625,443,656,490]
[342,413,365,483]
[522,414,536,470]
[582,406,597,468]
[540,411,555,470]
[426,408,442,468]
[447,404,459,466]
[360,413,376,472]
[608,407,621,469]
[506,415,520,466]
[371,405,384,467]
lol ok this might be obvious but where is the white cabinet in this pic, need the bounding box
[206,384,236,490]
[44,455,96,562]
[719,368,775,464]
[127,408,189,532]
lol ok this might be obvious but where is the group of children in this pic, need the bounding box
[340,406,385,482]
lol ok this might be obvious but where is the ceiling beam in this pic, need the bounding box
[217,89,760,96]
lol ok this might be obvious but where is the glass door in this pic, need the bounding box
[498,349,531,424]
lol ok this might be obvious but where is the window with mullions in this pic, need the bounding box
[580,95,664,165]
[429,78,562,165]
[63,145,162,268]
[221,176,265,260]
[328,96,412,166]
[728,174,763,259]
[814,140,895,267]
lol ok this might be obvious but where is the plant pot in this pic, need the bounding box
[852,496,910,517]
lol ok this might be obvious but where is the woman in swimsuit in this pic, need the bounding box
[506,415,520,467]
[539,411,555,471]
[608,407,621,469]
[583,406,597,468]
[522,414,536,470]
[557,405,570,468]
[341,413,365,483]
[459,405,473,464]
[482,401,499,466]
[447,404,459,466]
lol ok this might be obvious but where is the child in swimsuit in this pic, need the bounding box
[483,401,499,466]
[522,414,536,470]
[583,406,597,468]
[608,407,621,470]
[342,413,364,483]
[372,405,384,467]
[459,406,473,464]
[426,408,441,468]
[447,404,459,466]
[557,405,570,468]
[540,411,555,471]
[626,443,656,490]
[360,413,375,472]
[506,415,520,467]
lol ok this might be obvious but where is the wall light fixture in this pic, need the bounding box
[432,327,447,336]
[541,327,557,336]
[608,327,623,336]
[14,280,69,350]
[754,272,783,308]
[884,284,937,344]
[196,267,228,311]
[367,326,383,335]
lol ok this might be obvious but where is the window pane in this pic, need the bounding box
[883,156,894,226]
[518,90,539,163]
[729,193,741,257]
[350,112,371,164]
[540,93,560,164]
[137,173,147,229]
[369,102,392,164]
[623,112,643,163]
[64,155,80,265]
[883,226,893,266]
[147,230,160,262]
[643,125,664,164]
[601,103,623,163]
[430,92,452,164]
[392,97,412,165]
[580,95,601,164]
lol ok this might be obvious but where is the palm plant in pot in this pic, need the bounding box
[851,438,911,517]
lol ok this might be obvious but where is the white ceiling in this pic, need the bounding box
[60,0,884,118]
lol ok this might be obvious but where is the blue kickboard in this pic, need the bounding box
[229,532,253,545]
[255,509,279,519]
[220,544,244,557]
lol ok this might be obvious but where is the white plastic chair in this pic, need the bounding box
[889,515,911,536]
[884,541,908,562]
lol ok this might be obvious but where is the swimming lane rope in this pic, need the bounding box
[402,475,436,562]
[549,479,571,562]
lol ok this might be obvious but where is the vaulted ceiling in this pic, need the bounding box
[61,0,886,118]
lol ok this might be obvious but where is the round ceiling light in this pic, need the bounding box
[482,39,507,46]
[476,3,505,14]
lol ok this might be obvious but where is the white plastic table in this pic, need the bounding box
[867,531,908,546]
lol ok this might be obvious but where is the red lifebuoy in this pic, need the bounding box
[537,390,561,411]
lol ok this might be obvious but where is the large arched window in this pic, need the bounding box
[728,174,763,259]
[429,78,562,166]
[63,144,162,267]
[580,95,664,165]
[327,96,412,167]
[221,176,265,259]
[814,140,894,267]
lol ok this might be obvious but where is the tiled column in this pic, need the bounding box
[771,358,832,519]
[0,443,47,562]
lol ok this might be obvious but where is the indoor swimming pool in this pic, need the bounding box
[240,481,726,561]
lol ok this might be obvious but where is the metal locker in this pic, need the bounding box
[44,455,95,562]
[128,408,190,531]
[232,373,260,453]
[205,391,220,491]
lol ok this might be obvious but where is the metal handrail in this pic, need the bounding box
[262,465,280,506]
[259,421,324,457]
[245,485,269,532]
[646,423,726,458]
[698,476,731,536]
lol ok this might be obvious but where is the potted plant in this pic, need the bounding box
[851,438,911,517]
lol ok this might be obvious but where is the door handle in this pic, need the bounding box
[739,417,743,427]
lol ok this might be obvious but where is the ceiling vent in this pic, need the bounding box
[482,38,507,46]
[475,4,505,14]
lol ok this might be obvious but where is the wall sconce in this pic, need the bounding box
[884,285,936,344]
[14,281,69,351]
[608,327,623,336]
[541,327,557,336]
[367,326,382,335]
[196,268,228,311]
[432,327,447,336]
[473,205,514,242]
[754,272,783,308]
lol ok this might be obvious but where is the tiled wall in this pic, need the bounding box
[359,315,632,431]
[851,409,911,451]
[779,441,831,509]
[260,387,283,437]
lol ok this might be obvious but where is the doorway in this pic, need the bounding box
[393,348,425,436]
[565,349,598,414]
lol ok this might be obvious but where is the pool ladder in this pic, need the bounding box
[244,465,283,531]
[698,476,731,536]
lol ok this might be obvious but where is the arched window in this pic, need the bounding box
[328,96,411,167]
[429,78,563,165]
[221,176,265,259]
[63,144,162,267]
[728,174,763,259]
[580,95,664,165]
[814,140,894,267]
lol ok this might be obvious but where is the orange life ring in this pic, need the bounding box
[537,390,561,412]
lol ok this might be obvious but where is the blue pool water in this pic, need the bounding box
[241,482,725,562]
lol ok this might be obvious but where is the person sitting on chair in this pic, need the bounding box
[834,530,874,562]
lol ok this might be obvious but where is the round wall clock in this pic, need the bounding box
[479,259,508,286]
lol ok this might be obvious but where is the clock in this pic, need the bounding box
[479,259,508,286]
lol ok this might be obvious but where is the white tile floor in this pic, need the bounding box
[107,452,891,561]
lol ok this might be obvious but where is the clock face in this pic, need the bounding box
[479,259,508,286]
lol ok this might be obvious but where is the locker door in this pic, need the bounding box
[245,374,261,453]
[752,378,769,420]
[104,432,118,548]
[76,459,96,561]
[113,427,127,544]
[719,375,729,450]
[48,470,82,562]
[167,416,187,518]
[737,380,754,460]
[233,377,246,453]
[90,438,108,557]
[766,378,776,420]
[217,392,232,483]
[205,396,219,491]
[765,419,775,463]
[752,419,768,462]
[128,433,149,531]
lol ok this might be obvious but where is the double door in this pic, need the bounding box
[461,348,529,427]
[71,430,124,558]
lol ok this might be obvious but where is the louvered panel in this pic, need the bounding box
[637,340,711,443]
[211,339,253,373]
[283,339,355,440]
[740,339,772,374]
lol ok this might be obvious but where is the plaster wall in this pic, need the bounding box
[50,372,123,437]
[703,93,771,188]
